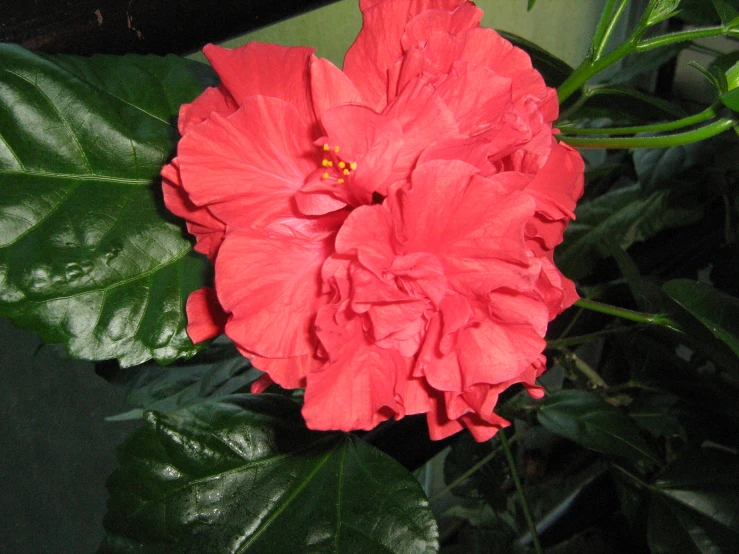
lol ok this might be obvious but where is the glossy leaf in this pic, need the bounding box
[0,45,215,366]
[538,390,661,465]
[106,355,260,421]
[648,449,739,554]
[557,184,702,280]
[721,87,739,111]
[100,395,439,553]
[663,279,739,359]
[678,0,739,24]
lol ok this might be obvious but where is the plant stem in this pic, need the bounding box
[590,0,620,60]
[559,40,634,103]
[558,116,737,149]
[636,26,732,52]
[594,0,630,60]
[568,351,609,388]
[500,431,543,554]
[429,433,518,503]
[557,104,719,136]
[575,299,680,330]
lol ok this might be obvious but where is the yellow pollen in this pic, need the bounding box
[338,161,346,169]
[337,178,344,184]
[323,143,330,151]
[321,159,329,167]
[343,169,350,176]
[334,145,340,153]
[322,172,330,179]
[350,162,357,170]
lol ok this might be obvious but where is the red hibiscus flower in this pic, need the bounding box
[162,0,584,441]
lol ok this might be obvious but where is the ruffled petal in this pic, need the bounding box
[178,85,237,135]
[344,0,468,110]
[216,228,335,359]
[161,158,226,261]
[177,96,316,229]
[203,43,319,130]
[310,57,364,119]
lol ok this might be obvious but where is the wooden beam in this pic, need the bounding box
[2,0,339,56]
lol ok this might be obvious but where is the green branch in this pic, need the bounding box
[557,117,737,149]
[557,104,719,136]
[575,299,680,330]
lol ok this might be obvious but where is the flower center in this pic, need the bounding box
[320,143,357,185]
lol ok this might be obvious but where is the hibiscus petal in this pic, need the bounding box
[310,57,364,119]
[344,0,467,110]
[186,287,227,343]
[249,353,319,390]
[161,158,226,261]
[307,310,409,431]
[320,105,404,204]
[216,228,333,358]
[524,138,585,220]
[335,204,396,278]
[203,43,319,130]
[178,85,237,135]
[177,96,316,228]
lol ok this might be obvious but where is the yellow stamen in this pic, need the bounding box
[350,162,357,170]
[323,143,330,151]
[337,178,344,184]
[334,145,340,153]
[322,159,329,167]
[338,161,346,169]
[343,169,350,176]
[322,172,330,179]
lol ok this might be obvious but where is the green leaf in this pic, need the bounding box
[633,142,705,194]
[527,0,537,11]
[497,31,573,88]
[663,279,739,359]
[538,390,661,465]
[713,0,739,26]
[564,85,686,127]
[644,0,682,27]
[557,184,702,280]
[100,395,439,553]
[0,45,215,366]
[678,0,739,24]
[721,87,739,111]
[648,449,739,554]
[608,44,686,85]
[105,354,261,421]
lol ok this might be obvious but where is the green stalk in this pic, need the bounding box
[547,326,636,349]
[590,0,621,60]
[594,0,630,60]
[636,26,732,52]
[575,299,679,330]
[558,117,737,149]
[500,432,543,554]
[558,40,634,103]
[558,104,719,136]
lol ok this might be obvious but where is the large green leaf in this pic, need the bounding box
[100,395,439,553]
[538,390,661,466]
[0,45,215,366]
[557,184,702,280]
[648,450,739,554]
[663,279,739,360]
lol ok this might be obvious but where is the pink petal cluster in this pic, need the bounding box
[162,0,584,441]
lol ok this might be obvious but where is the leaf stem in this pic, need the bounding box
[594,0,630,60]
[557,104,719,136]
[575,299,679,330]
[500,431,543,554]
[557,116,737,149]
[636,26,732,52]
[429,433,518,503]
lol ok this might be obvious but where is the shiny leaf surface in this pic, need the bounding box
[0,45,214,366]
[100,395,439,553]
[663,279,739,359]
[648,450,739,554]
[538,390,661,465]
